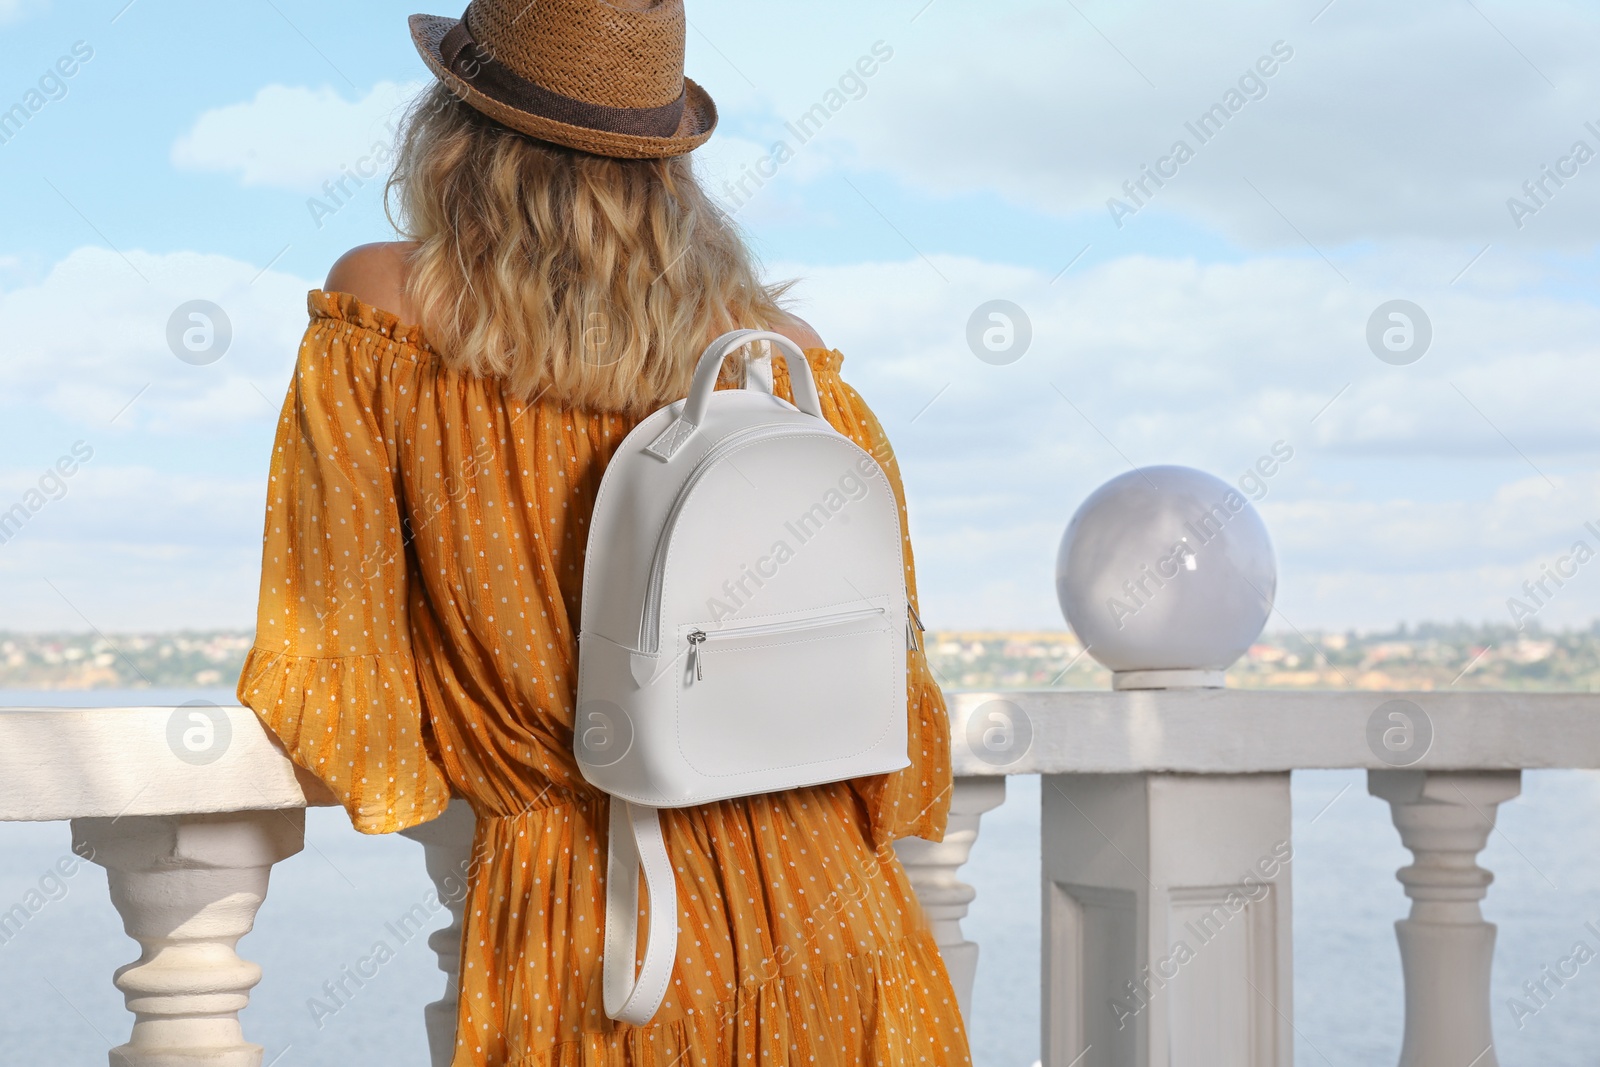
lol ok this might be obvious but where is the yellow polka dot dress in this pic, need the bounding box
[239,292,971,1066]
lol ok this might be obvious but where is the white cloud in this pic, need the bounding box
[0,246,316,430]
[696,134,845,226]
[0,463,263,548]
[6,241,1599,632]
[774,248,1600,629]
[0,463,269,631]
[171,81,423,194]
[0,247,319,628]
[721,0,1600,248]
[0,244,331,630]
[780,250,1600,460]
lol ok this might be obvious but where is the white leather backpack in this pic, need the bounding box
[575,329,917,1024]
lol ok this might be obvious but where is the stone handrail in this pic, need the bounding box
[944,689,1600,774]
[5,689,1600,1066]
[0,705,337,820]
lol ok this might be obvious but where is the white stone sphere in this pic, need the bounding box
[1056,465,1277,673]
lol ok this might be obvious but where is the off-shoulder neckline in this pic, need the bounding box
[309,289,436,352]
[305,289,846,375]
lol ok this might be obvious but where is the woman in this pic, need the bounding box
[238,1,968,1063]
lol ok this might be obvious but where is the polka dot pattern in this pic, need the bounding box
[239,291,967,1064]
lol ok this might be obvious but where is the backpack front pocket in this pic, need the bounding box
[674,604,901,780]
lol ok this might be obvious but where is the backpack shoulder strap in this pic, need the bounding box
[602,797,679,1024]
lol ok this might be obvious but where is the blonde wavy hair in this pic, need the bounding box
[386,85,793,417]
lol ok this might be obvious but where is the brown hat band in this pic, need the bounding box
[440,21,687,139]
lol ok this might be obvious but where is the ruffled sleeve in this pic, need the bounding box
[772,349,953,847]
[237,303,453,834]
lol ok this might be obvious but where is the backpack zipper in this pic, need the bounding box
[685,605,889,681]
[637,423,836,654]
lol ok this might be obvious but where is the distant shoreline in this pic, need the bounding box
[5,623,1598,693]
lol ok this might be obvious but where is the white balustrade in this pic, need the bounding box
[4,693,1600,1066]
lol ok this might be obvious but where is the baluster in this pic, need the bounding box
[1368,770,1522,1067]
[892,775,1007,1021]
[397,798,478,1067]
[72,809,305,1067]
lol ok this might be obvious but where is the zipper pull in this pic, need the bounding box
[906,599,925,653]
[687,630,707,680]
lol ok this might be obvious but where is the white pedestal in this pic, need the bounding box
[72,810,305,1067]
[893,776,1007,1021]
[1041,772,1293,1067]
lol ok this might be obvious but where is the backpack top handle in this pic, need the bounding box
[682,330,825,425]
[641,330,827,462]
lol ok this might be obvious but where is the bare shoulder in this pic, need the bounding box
[768,310,826,351]
[324,242,421,324]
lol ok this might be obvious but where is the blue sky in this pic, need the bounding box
[1,0,1599,634]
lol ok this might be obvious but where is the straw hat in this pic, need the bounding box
[409,0,717,159]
